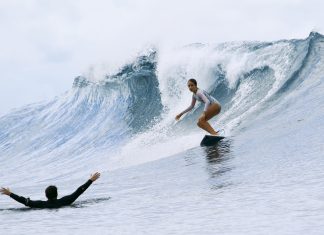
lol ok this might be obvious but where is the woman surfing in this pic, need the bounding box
[175,79,221,135]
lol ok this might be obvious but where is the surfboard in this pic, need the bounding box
[200,135,225,147]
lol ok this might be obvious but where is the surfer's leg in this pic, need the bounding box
[197,118,218,135]
[197,103,221,135]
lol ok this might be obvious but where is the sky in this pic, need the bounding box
[0,0,323,115]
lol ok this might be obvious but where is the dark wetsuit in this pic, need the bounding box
[9,180,93,209]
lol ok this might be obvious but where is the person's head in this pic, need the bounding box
[187,78,198,93]
[45,185,58,200]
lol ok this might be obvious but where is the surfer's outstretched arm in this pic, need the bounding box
[176,97,196,120]
[59,172,101,205]
[0,187,45,208]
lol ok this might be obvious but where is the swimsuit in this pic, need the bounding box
[183,88,220,113]
[193,89,219,111]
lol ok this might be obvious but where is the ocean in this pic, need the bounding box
[1,32,324,234]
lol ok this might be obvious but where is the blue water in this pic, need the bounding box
[1,32,324,234]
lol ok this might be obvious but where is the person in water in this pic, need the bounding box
[176,79,221,135]
[0,172,100,209]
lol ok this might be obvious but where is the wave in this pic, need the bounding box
[0,32,323,170]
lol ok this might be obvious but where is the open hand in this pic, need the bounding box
[90,172,101,182]
[0,187,11,196]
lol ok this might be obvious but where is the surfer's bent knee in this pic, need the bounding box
[197,117,205,127]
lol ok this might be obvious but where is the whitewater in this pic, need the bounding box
[1,32,324,234]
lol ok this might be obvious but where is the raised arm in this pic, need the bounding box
[59,172,100,206]
[1,187,44,208]
[0,187,27,205]
[176,97,196,120]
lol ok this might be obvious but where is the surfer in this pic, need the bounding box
[175,79,221,135]
[0,172,100,209]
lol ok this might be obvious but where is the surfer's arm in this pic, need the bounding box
[10,193,44,208]
[9,193,30,206]
[0,188,43,208]
[176,97,196,120]
[59,172,100,205]
[197,91,210,112]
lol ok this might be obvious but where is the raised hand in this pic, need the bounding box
[90,172,101,182]
[0,187,11,196]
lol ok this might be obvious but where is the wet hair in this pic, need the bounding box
[188,78,197,86]
[45,185,58,200]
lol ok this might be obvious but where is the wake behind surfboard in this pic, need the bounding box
[200,135,225,147]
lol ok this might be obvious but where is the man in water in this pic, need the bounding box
[0,172,100,208]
